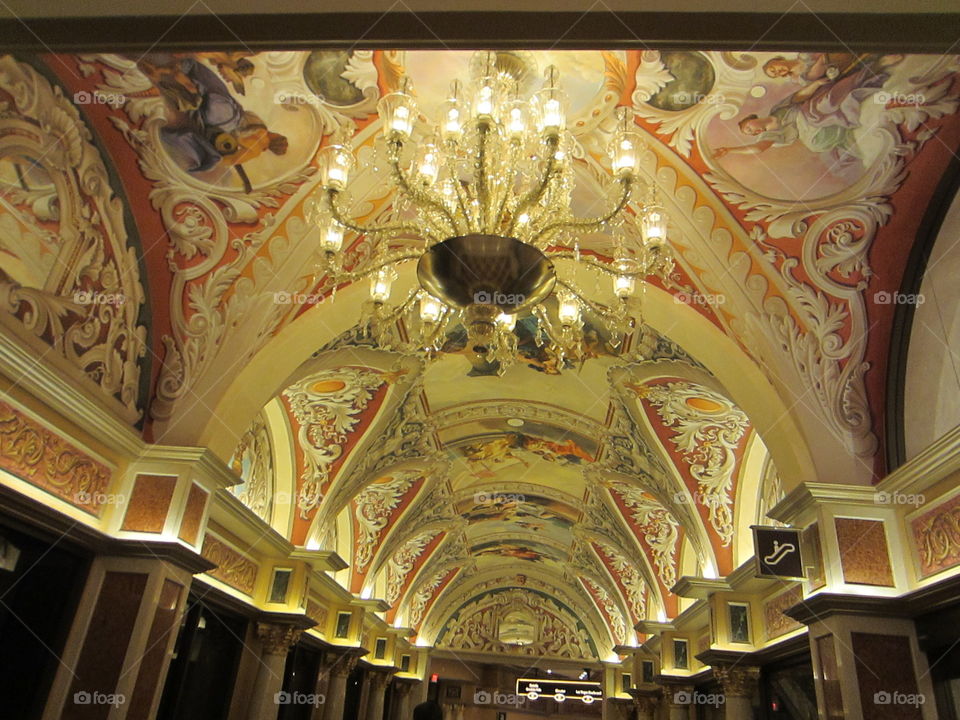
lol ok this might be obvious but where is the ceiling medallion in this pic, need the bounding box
[311,51,674,373]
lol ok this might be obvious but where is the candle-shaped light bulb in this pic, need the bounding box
[475,82,495,121]
[318,145,353,190]
[506,105,525,139]
[377,87,417,140]
[613,273,635,298]
[534,65,565,137]
[419,295,443,323]
[642,205,667,248]
[415,141,440,185]
[557,292,581,327]
[609,107,642,178]
[369,267,397,303]
[440,80,467,142]
[320,221,344,253]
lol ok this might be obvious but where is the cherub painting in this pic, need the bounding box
[713,54,903,170]
[137,53,288,192]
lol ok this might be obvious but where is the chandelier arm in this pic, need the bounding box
[477,124,490,230]
[329,252,423,285]
[529,178,633,245]
[555,278,634,336]
[493,139,522,232]
[452,176,474,232]
[506,135,560,236]
[326,188,423,240]
[544,251,641,277]
[386,141,460,236]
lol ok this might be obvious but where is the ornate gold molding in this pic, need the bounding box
[713,664,759,698]
[257,622,303,656]
[0,399,111,515]
[200,534,258,596]
[329,654,360,679]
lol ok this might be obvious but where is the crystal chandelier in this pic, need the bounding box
[311,52,673,372]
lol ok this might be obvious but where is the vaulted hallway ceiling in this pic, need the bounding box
[1,47,958,664]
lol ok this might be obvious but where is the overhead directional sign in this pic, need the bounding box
[752,525,805,580]
[516,679,603,704]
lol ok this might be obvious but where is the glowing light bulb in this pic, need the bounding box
[318,145,353,190]
[320,222,344,253]
[557,293,581,327]
[642,206,667,247]
[416,143,440,185]
[507,105,525,138]
[496,312,516,331]
[392,105,411,133]
[420,295,443,323]
[377,90,417,139]
[369,267,396,303]
[612,138,637,177]
[543,99,562,129]
[613,274,635,298]
[476,84,494,119]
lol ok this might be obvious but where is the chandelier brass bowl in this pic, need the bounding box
[416,234,557,313]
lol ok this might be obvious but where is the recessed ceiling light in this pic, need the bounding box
[506,418,524,427]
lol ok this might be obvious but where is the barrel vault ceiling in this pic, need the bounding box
[1,49,958,662]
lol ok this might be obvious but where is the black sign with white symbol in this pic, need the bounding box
[515,679,603,704]
[752,525,805,579]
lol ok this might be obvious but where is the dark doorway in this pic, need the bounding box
[278,642,324,720]
[156,595,247,720]
[760,655,817,719]
[918,603,960,720]
[0,522,90,719]
[343,664,365,720]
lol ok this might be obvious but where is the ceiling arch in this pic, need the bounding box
[4,47,958,664]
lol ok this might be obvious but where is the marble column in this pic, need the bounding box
[633,693,659,720]
[365,670,393,720]
[310,653,333,720]
[323,653,359,720]
[247,622,304,720]
[47,554,199,720]
[391,681,413,720]
[714,665,759,720]
[664,684,694,720]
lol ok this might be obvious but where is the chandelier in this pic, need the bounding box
[311,52,674,373]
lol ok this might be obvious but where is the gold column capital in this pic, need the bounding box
[256,622,303,656]
[713,664,760,698]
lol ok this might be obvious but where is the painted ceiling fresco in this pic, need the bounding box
[1,47,959,662]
